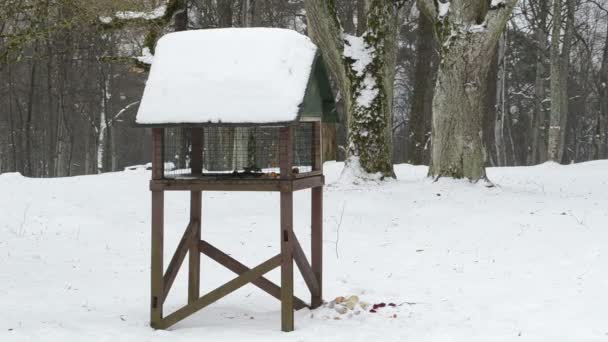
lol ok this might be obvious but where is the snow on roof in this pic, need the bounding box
[136,28,319,125]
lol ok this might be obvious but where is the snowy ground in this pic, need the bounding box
[1,161,607,341]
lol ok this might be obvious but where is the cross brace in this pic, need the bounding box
[155,252,282,329]
[151,232,320,330]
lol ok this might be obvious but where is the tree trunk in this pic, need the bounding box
[484,43,499,167]
[306,0,406,178]
[7,63,18,172]
[529,0,549,164]
[174,0,188,31]
[356,0,367,36]
[430,40,490,180]
[420,0,518,181]
[84,129,92,174]
[97,74,110,174]
[24,54,38,176]
[559,0,575,163]
[598,20,608,159]
[493,33,515,166]
[110,126,118,171]
[408,11,435,165]
[338,0,356,34]
[241,0,255,27]
[548,0,573,163]
[218,1,233,27]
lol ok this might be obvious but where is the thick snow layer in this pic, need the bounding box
[2,161,608,341]
[136,28,318,125]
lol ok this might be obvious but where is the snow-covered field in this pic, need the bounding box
[1,161,607,341]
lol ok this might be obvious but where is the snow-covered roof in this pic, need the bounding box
[136,28,330,125]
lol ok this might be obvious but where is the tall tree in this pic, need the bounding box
[419,0,518,182]
[407,9,436,165]
[306,0,411,178]
[598,6,608,159]
[548,0,574,162]
[525,0,550,164]
[493,33,516,166]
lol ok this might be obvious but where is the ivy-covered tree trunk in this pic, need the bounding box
[306,0,409,179]
[419,0,518,182]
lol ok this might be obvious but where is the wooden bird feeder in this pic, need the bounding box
[135,28,337,332]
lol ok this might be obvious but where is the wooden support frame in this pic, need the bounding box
[158,254,283,329]
[199,240,308,310]
[148,123,324,332]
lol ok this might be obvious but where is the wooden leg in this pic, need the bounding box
[311,186,323,309]
[189,191,202,304]
[151,190,164,328]
[280,190,294,332]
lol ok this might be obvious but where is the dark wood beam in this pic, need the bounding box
[291,233,320,297]
[292,176,325,191]
[150,190,164,328]
[199,240,307,310]
[157,254,282,329]
[150,175,324,192]
[188,191,202,304]
[162,221,196,303]
[311,186,323,308]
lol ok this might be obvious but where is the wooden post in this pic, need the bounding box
[151,191,164,327]
[189,128,203,303]
[280,191,294,331]
[151,128,165,328]
[279,126,294,332]
[312,122,323,308]
[311,186,323,309]
[189,192,201,303]
[190,128,203,176]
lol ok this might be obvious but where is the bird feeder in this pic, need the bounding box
[135,28,337,332]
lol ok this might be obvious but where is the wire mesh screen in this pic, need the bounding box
[162,123,316,179]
